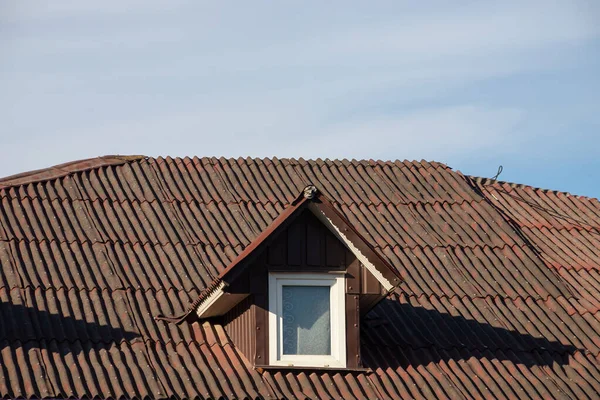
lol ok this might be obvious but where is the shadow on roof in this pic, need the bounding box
[361,299,577,369]
[0,302,139,352]
[0,299,578,369]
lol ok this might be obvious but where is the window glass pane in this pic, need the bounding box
[282,285,331,355]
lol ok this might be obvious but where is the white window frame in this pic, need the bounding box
[268,272,346,368]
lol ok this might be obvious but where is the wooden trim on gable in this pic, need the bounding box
[307,198,402,290]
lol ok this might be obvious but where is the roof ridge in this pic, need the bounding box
[157,155,451,168]
[2,155,596,202]
[0,155,147,190]
[0,155,450,192]
[468,174,599,201]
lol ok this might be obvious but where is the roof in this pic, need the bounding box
[0,156,599,399]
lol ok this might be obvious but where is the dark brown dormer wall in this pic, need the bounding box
[222,209,386,368]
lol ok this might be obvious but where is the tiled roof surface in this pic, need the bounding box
[0,156,599,399]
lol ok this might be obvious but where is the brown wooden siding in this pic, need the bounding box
[251,252,269,365]
[267,209,347,271]
[345,293,361,368]
[360,263,385,294]
[223,296,255,363]
[224,208,386,367]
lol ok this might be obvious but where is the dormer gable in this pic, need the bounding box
[158,185,402,369]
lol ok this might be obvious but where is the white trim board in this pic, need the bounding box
[196,282,248,318]
[307,203,394,291]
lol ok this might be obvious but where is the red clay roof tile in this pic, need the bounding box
[0,156,599,399]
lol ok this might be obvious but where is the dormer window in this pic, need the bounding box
[268,273,346,367]
[170,186,403,371]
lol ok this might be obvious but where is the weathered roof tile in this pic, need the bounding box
[1,156,599,399]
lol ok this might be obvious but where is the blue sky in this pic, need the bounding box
[1,1,599,198]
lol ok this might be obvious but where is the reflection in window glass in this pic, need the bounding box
[282,286,331,355]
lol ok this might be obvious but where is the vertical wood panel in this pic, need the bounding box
[254,299,267,365]
[265,209,351,271]
[345,293,361,368]
[223,296,255,362]
[306,216,322,266]
[228,267,250,293]
[326,231,345,267]
[287,213,304,266]
[268,232,286,266]
[346,252,360,294]
[251,252,269,365]
[361,263,383,294]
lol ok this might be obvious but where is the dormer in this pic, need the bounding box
[162,185,402,369]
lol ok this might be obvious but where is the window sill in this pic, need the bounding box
[254,365,372,374]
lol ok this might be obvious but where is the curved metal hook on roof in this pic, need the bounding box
[492,165,503,180]
[303,185,318,199]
